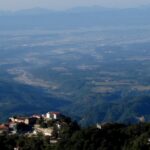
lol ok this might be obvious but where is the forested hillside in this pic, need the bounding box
[0,122,150,150]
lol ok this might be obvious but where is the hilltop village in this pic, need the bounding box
[0,111,79,143]
[0,112,150,150]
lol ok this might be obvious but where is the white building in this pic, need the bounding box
[46,112,61,120]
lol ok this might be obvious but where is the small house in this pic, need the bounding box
[46,112,61,120]
[0,124,9,134]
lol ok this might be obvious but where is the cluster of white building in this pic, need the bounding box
[0,111,62,136]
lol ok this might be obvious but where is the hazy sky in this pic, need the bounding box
[0,0,150,11]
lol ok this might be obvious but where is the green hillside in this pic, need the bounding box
[0,80,70,121]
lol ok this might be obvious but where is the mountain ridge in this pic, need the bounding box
[0,5,149,30]
[0,5,150,15]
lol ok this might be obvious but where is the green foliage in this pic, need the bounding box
[56,123,150,150]
[16,123,32,133]
[47,120,55,127]
[0,123,150,150]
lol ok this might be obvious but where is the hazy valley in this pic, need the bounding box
[0,7,150,125]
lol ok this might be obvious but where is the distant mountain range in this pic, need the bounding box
[0,6,149,30]
[0,5,150,14]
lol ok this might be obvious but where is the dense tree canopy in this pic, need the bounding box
[0,122,150,150]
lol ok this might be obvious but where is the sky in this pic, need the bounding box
[0,0,150,11]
